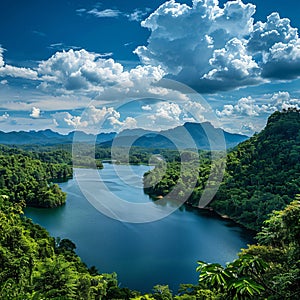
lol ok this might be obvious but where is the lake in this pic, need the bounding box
[25,163,254,293]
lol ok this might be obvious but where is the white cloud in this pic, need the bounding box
[217,92,300,119]
[37,49,166,99]
[208,39,257,79]
[30,107,41,118]
[108,116,137,130]
[141,105,152,111]
[134,0,257,92]
[52,105,138,132]
[0,46,38,80]
[270,91,300,110]
[235,97,261,116]
[145,102,192,130]
[0,64,38,80]
[148,102,182,122]
[88,8,121,18]
[134,0,300,93]
[217,96,263,117]
[81,105,120,125]
[0,112,9,122]
[261,40,300,79]
[216,104,234,117]
[0,47,4,67]
[183,100,206,112]
[52,112,88,129]
[248,12,298,54]
[0,79,7,85]
[76,8,86,15]
[37,49,127,92]
[136,99,209,130]
[127,8,151,22]
[203,38,261,90]
[247,12,300,80]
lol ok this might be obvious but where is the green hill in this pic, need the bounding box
[0,146,72,208]
[212,110,300,230]
[144,110,300,231]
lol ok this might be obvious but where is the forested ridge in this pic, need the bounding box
[0,146,72,208]
[212,110,300,230]
[145,110,300,230]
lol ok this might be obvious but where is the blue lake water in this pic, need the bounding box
[25,163,254,293]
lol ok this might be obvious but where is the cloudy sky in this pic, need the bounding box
[0,0,300,135]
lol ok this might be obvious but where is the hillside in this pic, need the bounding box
[211,110,300,230]
[0,147,72,208]
[144,110,300,231]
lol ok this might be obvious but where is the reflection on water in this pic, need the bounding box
[25,164,254,293]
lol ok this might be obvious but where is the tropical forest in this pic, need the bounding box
[0,110,299,299]
[1,0,300,299]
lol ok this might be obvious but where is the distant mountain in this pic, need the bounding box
[0,129,116,145]
[0,122,248,149]
[107,122,248,150]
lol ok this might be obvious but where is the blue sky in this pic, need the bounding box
[0,0,300,134]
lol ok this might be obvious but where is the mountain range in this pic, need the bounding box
[0,122,248,150]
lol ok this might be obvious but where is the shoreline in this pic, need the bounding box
[185,202,257,234]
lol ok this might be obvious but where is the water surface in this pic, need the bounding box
[25,164,254,292]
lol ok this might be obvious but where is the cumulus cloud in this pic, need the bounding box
[0,47,38,80]
[52,112,88,128]
[0,65,38,80]
[202,38,261,91]
[38,49,123,91]
[261,40,300,79]
[108,116,137,130]
[248,13,298,53]
[37,49,166,99]
[52,105,138,132]
[247,12,300,80]
[216,97,261,117]
[143,100,208,129]
[134,0,300,93]
[217,92,300,118]
[270,91,300,110]
[149,102,182,122]
[1,0,300,99]
[81,106,121,125]
[30,107,41,118]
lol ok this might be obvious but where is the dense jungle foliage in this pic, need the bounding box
[144,110,300,230]
[0,146,72,208]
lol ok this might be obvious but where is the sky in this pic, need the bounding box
[0,0,300,135]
